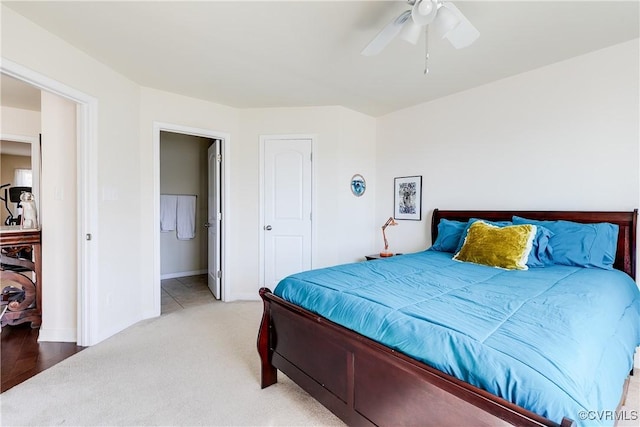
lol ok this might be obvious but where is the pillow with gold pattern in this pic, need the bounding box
[453,221,537,270]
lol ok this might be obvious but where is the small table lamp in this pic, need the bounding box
[380,216,398,257]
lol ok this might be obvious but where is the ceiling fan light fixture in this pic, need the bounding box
[400,20,423,45]
[440,2,480,49]
[418,0,435,16]
[411,0,438,26]
[433,5,460,39]
[360,0,478,57]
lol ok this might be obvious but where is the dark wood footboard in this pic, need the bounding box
[257,287,277,388]
[257,287,576,427]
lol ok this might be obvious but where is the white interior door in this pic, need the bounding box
[264,138,312,288]
[207,141,222,299]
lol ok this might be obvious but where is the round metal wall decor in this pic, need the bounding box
[350,174,366,197]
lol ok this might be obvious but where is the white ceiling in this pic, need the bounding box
[3,1,639,117]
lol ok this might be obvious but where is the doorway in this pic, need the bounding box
[1,60,98,346]
[153,123,230,313]
[159,131,221,311]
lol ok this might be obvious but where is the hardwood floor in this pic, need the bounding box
[1,323,84,392]
[1,274,214,393]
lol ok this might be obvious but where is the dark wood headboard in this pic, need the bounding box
[432,209,638,279]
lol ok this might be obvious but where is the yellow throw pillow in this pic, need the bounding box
[453,221,537,270]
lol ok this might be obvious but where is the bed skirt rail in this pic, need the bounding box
[257,287,576,427]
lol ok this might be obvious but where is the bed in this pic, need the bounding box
[257,209,639,427]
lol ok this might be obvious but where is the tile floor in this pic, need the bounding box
[161,274,217,314]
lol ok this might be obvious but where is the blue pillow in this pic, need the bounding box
[526,225,554,267]
[430,219,466,253]
[455,218,553,268]
[512,216,619,270]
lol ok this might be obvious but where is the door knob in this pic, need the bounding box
[264,225,272,231]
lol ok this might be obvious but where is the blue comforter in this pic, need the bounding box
[274,251,640,426]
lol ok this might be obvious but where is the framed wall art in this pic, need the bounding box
[394,176,422,220]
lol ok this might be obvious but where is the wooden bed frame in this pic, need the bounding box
[258,209,637,427]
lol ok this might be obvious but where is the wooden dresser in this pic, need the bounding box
[0,227,42,328]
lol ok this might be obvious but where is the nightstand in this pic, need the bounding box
[365,253,402,261]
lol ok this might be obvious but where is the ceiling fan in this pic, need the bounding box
[361,0,479,63]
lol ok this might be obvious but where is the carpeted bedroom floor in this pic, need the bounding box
[0,300,638,426]
[0,301,343,426]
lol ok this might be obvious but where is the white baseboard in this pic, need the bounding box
[161,269,207,280]
[227,292,261,302]
[38,327,77,343]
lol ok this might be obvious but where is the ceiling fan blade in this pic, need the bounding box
[361,9,412,56]
[440,2,479,49]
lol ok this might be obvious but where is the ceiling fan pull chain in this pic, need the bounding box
[424,26,430,75]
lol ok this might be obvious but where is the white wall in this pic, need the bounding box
[376,39,640,254]
[39,91,77,342]
[2,5,143,343]
[159,132,209,277]
[1,106,40,136]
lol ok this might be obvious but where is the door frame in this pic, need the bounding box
[258,134,317,287]
[153,122,230,308]
[1,58,99,346]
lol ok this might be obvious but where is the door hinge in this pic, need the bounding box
[86,233,92,241]
[217,212,222,220]
[216,153,222,162]
[310,152,313,161]
[216,270,222,279]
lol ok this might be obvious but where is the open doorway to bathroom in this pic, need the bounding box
[159,131,220,314]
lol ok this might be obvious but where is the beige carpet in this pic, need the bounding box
[1,301,638,426]
[1,302,343,426]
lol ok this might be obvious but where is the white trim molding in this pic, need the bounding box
[37,327,77,343]
[160,269,208,280]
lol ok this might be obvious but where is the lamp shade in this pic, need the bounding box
[411,0,438,26]
[400,20,423,45]
[433,5,461,39]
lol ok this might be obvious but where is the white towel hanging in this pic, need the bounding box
[160,195,178,232]
[176,195,196,240]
